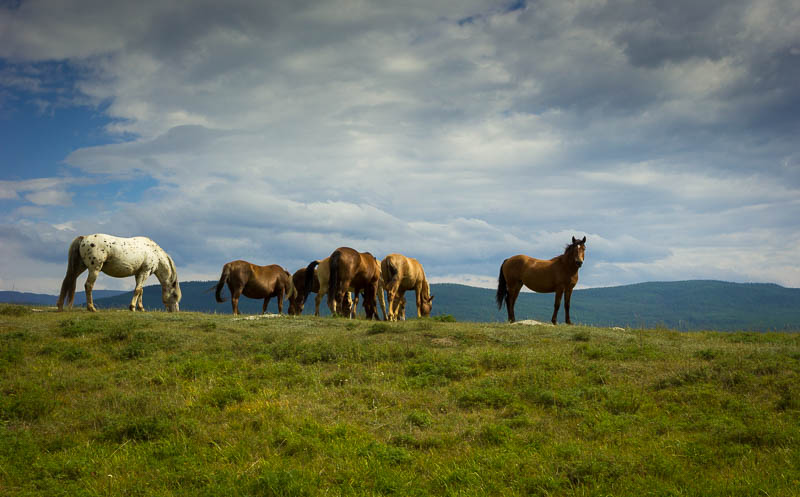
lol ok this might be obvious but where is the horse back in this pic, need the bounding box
[382,253,424,290]
[503,254,562,293]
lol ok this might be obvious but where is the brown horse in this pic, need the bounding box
[381,253,434,321]
[496,236,586,324]
[326,247,381,318]
[288,266,319,315]
[215,260,296,315]
[303,257,358,317]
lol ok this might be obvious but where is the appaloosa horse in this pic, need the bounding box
[496,236,586,324]
[57,234,181,312]
[381,253,434,321]
[215,260,296,315]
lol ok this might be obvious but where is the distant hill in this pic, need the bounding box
[0,290,126,306]
[4,280,799,331]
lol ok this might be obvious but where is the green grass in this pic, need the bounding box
[1,303,800,496]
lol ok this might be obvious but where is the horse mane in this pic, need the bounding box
[167,255,178,284]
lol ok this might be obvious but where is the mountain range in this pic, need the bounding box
[3,280,799,331]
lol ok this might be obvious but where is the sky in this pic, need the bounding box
[1,0,799,294]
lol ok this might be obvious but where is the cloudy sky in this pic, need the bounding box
[1,0,799,294]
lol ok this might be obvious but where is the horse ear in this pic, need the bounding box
[572,236,577,244]
[581,236,586,244]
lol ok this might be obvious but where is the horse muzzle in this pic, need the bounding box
[576,261,583,268]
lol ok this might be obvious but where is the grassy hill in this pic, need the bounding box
[81,280,800,331]
[1,305,799,496]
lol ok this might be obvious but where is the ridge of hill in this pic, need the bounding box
[0,289,126,306]
[75,279,800,331]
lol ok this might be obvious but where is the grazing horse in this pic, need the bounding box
[326,247,381,319]
[215,260,296,315]
[381,253,434,321]
[288,267,319,315]
[496,236,586,324]
[57,234,181,312]
[303,257,360,317]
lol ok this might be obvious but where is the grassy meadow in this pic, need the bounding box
[1,304,799,496]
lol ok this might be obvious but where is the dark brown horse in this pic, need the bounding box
[327,247,381,318]
[496,236,586,324]
[215,260,296,315]
[288,266,319,315]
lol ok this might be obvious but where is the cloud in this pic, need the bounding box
[0,178,74,207]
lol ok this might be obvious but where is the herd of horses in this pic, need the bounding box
[56,233,587,324]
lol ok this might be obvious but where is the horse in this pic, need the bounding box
[323,247,381,319]
[496,236,586,324]
[57,234,181,312]
[380,253,434,321]
[215,260,296,315]
[288,266,319,315]
[303,257,361,318]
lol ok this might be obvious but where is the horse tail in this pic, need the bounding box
[385,258,399,286]
[496,259,508,310]
[328,250,342,306]
[57,236,85,311]
[284,270,297,301]
[304,261,319,300]
[215,263,231,303]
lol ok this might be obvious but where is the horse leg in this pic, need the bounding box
[506,282,522,323]
[262,296,271,314]
[564,288,574,325]
[231,288,242,315]
[415,286,423,318]
[314,291,323,316]
[386,279,401,321]
[551,289,564,325]
[130,272,148,311]
[84,268,100,312]
[277,288,285,315]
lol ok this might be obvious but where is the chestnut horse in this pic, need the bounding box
[496,236,586,324]
[381,253,434,321]
[326,247,381,319]
[288,266,319,315]
[215,260,296,315]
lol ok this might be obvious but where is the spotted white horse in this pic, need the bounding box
[57,234,181,312]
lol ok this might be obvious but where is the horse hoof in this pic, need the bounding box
[129,305,136,311]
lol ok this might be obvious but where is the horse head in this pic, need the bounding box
[570,236,587,268]
[419,294,434,317]
[162,278,181,312]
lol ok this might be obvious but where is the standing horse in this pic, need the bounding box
[381,253,434,321]
[57,234,181,312]
[496,236,586,324]
[288,266,319,315]
[215,260,296,315]
[303,257,362,317]
[326,247,381,319]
